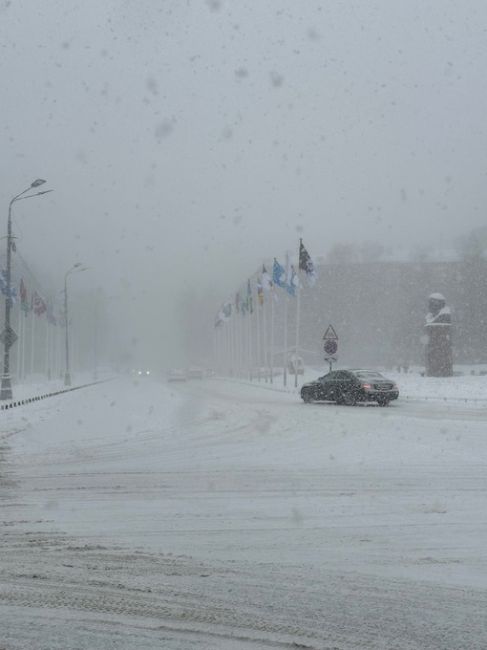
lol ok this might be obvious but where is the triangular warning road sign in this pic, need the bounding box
[323,325,338,341]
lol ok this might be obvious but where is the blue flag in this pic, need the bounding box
[286,265,298,297]
[272,259,287,289]
[273,258,296,296]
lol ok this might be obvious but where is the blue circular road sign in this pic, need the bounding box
[324,339,338,355]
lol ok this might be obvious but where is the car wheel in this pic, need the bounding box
[377,397,390,407]
[341,391,357,406]
[302,391,313,403]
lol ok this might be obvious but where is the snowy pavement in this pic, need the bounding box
[1,375,487,648]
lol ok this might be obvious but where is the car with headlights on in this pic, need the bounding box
[132,368,151,377]
[300,369,399,406]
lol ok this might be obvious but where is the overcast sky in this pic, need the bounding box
[1,0,486,363]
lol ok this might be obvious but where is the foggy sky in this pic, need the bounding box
[1,0,487,364]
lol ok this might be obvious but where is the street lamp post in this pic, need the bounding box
[1,180,52,400]
[64,263,86,387]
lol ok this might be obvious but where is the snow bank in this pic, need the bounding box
[222,367,487,402]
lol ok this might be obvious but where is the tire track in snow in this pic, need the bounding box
[2,533,487,649]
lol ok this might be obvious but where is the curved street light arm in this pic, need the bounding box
[15,190,54,203]
[10,187,32,206]
[9,179,46,208]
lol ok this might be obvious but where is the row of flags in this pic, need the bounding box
[0,275,58,325]
[215,239,317,327]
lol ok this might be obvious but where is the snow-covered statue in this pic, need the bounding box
[424,293,453,377]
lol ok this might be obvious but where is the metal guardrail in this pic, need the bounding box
[0,378,112,411]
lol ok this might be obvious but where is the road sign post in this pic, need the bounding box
[323,325,338,372]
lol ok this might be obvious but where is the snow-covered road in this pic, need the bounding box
[1,376,487,648]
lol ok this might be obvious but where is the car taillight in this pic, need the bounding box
[362,383,372,390]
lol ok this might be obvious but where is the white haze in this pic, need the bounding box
[1,0,487,366]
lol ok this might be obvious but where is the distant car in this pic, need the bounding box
[167,369,187,382]
[301,369,399,406]
[132,368,151,377]
[187,367,204,379]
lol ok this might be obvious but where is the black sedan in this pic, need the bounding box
[301,369,399,406]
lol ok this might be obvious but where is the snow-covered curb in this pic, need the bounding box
[0,378,113,412]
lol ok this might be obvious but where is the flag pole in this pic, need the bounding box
[295,278,300,388]
[239,311,243,377]
[225,321,233,377]
[221,325,224,375]
[16,304,21,381]
[270,288,274,384]
[30,311,35,376]
[294,239,302,388]
[256,287,261,382]
[241,311,245,378]
[233,308,240,377]
[57,324,61,379]
[234,310,238,376]
[230,313,234,377]
[227,322,230,377]
[234,311,238,377]
[220,323,224,375]
[262,288,268,382]
[223,321,227,376]
[283,293,288,387]
[283,251,290,387]
[228,319,232,376]
[45,318,50,380]
[245,311,248,379]
[52,322,56,379]
[224,323,229,375]
[217,327,221,375]
[248,305,252,381]
[21,312,26,380]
